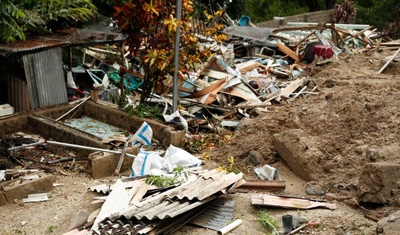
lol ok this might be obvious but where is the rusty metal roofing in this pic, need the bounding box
[0,29,125,56]
[223,26,275,42]
[116,170,244,221]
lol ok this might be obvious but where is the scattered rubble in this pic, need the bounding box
[1,8,400,235]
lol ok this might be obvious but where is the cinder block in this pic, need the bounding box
[1,173,55,206]
[87,146,139,179]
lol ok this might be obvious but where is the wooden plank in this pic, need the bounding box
[280,78,305,98]
[277,42,300,62]
[200,69,232,80]
[130,182,149,205]
[251,194,337,210]
[377,48,400,74]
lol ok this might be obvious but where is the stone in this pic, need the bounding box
[272,129,326,181]
[246,150,262,166]
[357,162,400,204]
[306,183,326,196]
[236,117,252,131]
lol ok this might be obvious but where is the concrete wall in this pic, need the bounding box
[1,100,185,149]
[256,10,332,28]
[83,101,185,147]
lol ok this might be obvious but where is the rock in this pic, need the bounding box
[376,210,400,235]
[335,225,345,235]
[236,117,252,131]
[246,150,262,166]
[306,183,326,196]
[272,129,326,181]
[357,162,400,204]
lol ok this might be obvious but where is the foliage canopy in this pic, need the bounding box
[0,0,97,43]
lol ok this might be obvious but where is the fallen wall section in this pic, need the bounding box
[272,129,326,181]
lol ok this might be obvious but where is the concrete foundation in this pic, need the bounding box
[0,173,55,206]
[88,146,140,179]
[0,100,185,205]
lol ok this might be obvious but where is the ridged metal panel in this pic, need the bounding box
[22,48,68,109]
[7,75,30,112]
[223,26,275,42]
[118,170,243,221]
[0,30,125,56]
[190,199,235,231]
[167,171,243,201]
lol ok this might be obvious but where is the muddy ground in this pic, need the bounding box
[1,50,400,235]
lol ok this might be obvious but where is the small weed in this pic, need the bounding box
[255,210,279,235]
[15,229,23,234]
[145,167,188,188]
[47,225,57,233]
[218,156,241,174]
[200,153,212,162]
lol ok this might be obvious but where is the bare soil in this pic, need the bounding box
[1,51,400,235]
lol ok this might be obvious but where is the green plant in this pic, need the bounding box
[256,210,279,235]
[112,0,222,104]
[15,229,23,234]
[145,166,188,188]
[47,225,57,233]
[126,103,163,119]
[0,0,97,43]
[218,156,240,174]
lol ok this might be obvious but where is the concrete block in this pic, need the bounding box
[358,162,400,204]
[272,129,326,181]
[377,210,400,234]
[88,146,139,179]
[0,173,55,206]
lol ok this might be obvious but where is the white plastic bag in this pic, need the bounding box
[164,145,202,169]
[133,122,153,146]
[131,150,169,176]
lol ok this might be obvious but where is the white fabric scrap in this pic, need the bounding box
[254,164,282,180]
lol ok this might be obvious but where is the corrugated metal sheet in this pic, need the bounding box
[22,48,68,109]
[7,75,30,112]
[223,26,275,42]
[0,29,125,56]
[190,199,235,231]
[117,170,243,221]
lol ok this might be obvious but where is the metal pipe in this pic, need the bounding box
[46,140,136,158]
[55,96,91,121]
[8,142,44,151]
[172,0,182,112]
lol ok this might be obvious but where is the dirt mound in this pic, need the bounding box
[208,51,400,203]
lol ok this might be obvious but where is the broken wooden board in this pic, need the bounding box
[222,83,261,102]
[251,194,337,210]
[280,78,305,99]
[277,42,300,62]
[235,60,263,74]
[200,69,233,80]
[377,48,400,74]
